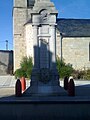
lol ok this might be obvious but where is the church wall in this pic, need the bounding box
[13,0,36,71]
[13,7,27,71]
[25,24,33,59]
[62,37,90,70]
[56,29,61,57]
[13,0,27,7]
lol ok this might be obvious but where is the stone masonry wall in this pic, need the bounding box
[62,37,90,70]
[25,24,33,58]
[13,0,27,7]
[56,29,61,57]
[13,3,27,71]
[13,0,34,71]
[0,50,13,75]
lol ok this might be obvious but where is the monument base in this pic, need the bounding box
[23,68,67,96]
[24,85,67,96]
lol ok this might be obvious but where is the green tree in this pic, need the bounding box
[15,56,33,79]
[56,57,73,78]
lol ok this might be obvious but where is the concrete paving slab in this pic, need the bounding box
[0,76,30,88]
[0,76,90,101]
[0,88,15,97]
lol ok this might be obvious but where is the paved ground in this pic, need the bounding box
[0,76,90,100]
[0,76,30,97]
[0,75,90,88]
[0,76,30,88]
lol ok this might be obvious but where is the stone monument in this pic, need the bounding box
[24,0,66,96]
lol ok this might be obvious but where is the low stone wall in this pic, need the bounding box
[0,101,90,120]
[0,50,13,75]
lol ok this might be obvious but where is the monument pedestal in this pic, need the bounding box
[24,68,67,96]
[31,68,59,86]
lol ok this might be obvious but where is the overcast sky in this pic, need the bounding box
[0,0,90,50]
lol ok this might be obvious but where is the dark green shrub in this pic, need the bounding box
[83,69,90,80]
[26,67,32,79]
[15,68,27,78]
[15,57,33,79]
[71,70,85,79]
[56,57,73,78]
[56,57,90,80]
[20,57,29,71]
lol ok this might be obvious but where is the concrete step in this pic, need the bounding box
[23,85,67,97]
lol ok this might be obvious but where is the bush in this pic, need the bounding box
[15,68,27,78]
[56,57,73,78]
[70,69,90,80]
[15,57,33,79]
[71,70,85,79]
[83,69,90,80]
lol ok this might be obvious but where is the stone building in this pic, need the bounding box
[56,19,90,70]
[0,50,13,75]
[13,0,90,71]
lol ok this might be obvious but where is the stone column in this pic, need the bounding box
[50,25,56,69]
[33,25,39,69]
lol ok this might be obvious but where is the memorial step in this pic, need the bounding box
[23,85,67,97]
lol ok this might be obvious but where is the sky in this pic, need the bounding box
[0,0,90,50]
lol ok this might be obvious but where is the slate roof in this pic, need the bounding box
[57,19,90,37]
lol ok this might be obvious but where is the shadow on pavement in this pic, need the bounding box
[0,84,90,102]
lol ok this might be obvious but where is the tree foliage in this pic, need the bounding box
[15,57,33,79]
[56,57,73,78]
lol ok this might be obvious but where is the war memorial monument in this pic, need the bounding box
[0,0,90,119]
[18,0,66,96]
